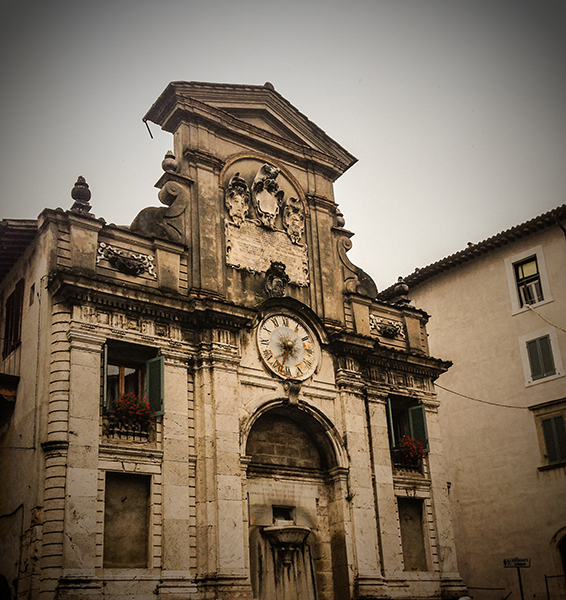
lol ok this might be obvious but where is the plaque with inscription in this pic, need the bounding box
[225,220,309,286]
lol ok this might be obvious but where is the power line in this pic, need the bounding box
[525,304,566,333]
[434,383,527,410]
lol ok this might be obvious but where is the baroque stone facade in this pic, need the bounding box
[0,82,465,600]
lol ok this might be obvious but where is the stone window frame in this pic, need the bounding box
[518,327,564,387]
[505,245,553,315]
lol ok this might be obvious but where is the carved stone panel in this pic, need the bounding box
[225,221,309,286]
[222,158,309,286]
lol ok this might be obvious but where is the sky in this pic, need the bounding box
[1,0,565,291]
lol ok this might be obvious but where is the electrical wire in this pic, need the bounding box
[525,303,566,333]
[434,383,528,410]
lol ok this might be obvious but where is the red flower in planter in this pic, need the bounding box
[399,436,426,461]
[112,392,155,428]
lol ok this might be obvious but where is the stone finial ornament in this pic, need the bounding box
[283,197,305,244]
[265,261,290,298]
[225,172,250,226]
[252,164,284,229]
[70,176,92,213]
[393,277,410,304]
[335,209,345,228]
[161,151,179,173]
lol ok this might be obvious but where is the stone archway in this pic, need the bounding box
[244,404,350,600]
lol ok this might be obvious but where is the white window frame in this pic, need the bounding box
[519,327,564,387]
[505,245,553,315]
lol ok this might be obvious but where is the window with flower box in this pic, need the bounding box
[103,341,164,416]
[387,396,428,470]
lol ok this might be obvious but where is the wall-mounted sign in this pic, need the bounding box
[503,558,531,568]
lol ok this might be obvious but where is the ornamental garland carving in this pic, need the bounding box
[97,242,157,279]
[369,314,406,339]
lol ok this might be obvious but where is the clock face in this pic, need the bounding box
[258,315,317,380]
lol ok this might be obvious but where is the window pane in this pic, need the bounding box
[517,258,538,280]
[124,366,139,396]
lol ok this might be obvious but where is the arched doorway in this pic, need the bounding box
[245,403,350,600]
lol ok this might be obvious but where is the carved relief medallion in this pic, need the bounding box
[252,164,284,229]
[225,172,250,226]
[283,197,304,245]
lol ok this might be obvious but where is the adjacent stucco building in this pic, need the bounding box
[381,206,566,600]
[0,82,465,600]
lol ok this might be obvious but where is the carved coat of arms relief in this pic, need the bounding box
[223,162,309,286]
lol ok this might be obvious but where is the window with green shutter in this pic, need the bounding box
[103,341,163,415]
[526,335,556,381]
[386,397,429,450]
[541,415,566,464]
[387,397,429,471]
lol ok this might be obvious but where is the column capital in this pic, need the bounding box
[66,327,106,351]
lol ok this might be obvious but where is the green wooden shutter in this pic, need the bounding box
[555,416,566,462]
[103,343,109,410]
[542,415,566,464]
[409,404,429,451]
[386,397,396,448]
[146,356,164,416]
[538,336,556,377]
[527,339,543,380]
[527,336,556,380]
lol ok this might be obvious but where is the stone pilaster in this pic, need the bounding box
[335,365,383,595]
[364,388,405,576]
[158,346,198,597]
[193,328,253,599]
[39,301,72,600]
[59,328,106,592]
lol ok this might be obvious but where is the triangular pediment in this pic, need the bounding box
[144,81,357,178]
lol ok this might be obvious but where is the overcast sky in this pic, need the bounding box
[1,0,565,290]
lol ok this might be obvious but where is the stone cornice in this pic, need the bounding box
[48,268,255,331]
[328,329,450,381]
[182,148,225,172]
[145,84,354,181]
